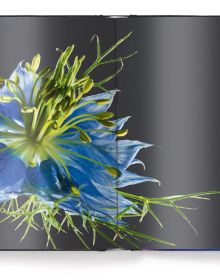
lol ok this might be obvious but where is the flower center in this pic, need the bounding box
[4,104,62,167]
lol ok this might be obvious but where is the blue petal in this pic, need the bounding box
[11,62,37,105]
[61,90,131,141]
[25,160,83,214]
[60,116,130,142]
[114,140,152,169]
[0,101,22,123]
[80,116,130,141]
[130,158,146,170]
[69,167,117,205]
[25,160,125,220]
[0,62,39,122]
[89,175,136,212]
[67,166,131,220]
[0,144,26,198]
[0,113,24,135]
[117,170,160,188]
[59,140,152,171]
[62,90,121,141]
[25,160,69,198]
[71,90,117,117]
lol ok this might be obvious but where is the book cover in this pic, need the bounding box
[0,16,219,250]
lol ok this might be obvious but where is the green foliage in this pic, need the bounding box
[117,190,220,234]
[0,191,219,249]
[0,195,174,249]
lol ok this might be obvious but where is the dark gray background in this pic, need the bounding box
[117,16,220,249]
[0,16,117,250]
[0,16,220,250]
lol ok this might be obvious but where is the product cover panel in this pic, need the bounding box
[0,16,219,250]
[117,17,220,249]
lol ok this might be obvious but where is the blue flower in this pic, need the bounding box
[0,55,158,224]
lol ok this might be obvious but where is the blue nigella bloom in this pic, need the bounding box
[0,47,158,224]
[0,37,215,250]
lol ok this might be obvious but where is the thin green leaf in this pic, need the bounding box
[100,32,133,61]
